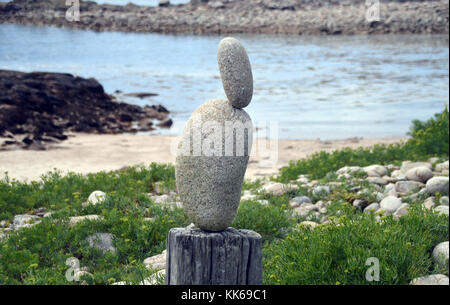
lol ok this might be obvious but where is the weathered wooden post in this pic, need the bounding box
[166,37,262,285]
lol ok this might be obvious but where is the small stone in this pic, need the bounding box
[217,37,253,109]
[263,183,298,196]
[86,233,116,254]
[144,250,167,271]
[312,185,330,197]
[11,214,41,230]
[405,166,434,183]
[434,205,449,216]
[336,166,361,175]
[87,190,106,206]
[363,165,387,177]
[367,177,388,185]
[379,196,402,214]
[393,203,410,219]
[435,160,449,172]
[423,197,436,210]
[289,196,312,208]
[353,199,365,211]
[395,181,424,194]
[384,183,398,197]
[151,194,173,204]
[426,177,449,196]
[410,274,449,285]
[257,200,270,206]
[298,221,318,229]
[432,241,449,270]
[241,190,257,201]
[69,215,103,227]
[440,196,449,206]
[364,203,380,213]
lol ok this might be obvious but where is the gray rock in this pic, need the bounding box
[336,166,361,175]
[217,37,253,109]
[426,177,449,196]
[289,196,312,208]
[86,233,116,254]
[241,190,257,202]
[364,203,380,213]
[384,183,397,197]
[435,160,449,172]
[312,185,330,197]
[262,182,298,196]
[395,181,424,194]
[363,165,387,177]
[410,274,449,285]
[423,197,436,210]
[432,241,449,270]
[393,203,410,219]
[380,196,402,214]
[144,250,167,271]
[440,196,449,206]
[353,199,365,211]
[87,190,106,206]
[367,177,388,186]
[176,99,253,231]
[69,215,103,227]
[405,166,434,183]
[401,161,432,173]
[435,205,449,216]
[12,214,41,230]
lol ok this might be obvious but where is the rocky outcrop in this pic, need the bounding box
[0,0,448,35]
[0,69,172,150]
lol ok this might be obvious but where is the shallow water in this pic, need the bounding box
[0,24,448,139]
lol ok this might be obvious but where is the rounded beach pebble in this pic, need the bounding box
[217,37,253,109]
[175,99,253,232]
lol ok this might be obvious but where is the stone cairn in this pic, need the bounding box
[165,37,262,285]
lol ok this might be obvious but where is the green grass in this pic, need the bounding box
[0,107,448,285]
[263,204,449,285]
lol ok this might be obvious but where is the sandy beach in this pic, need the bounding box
[0,133,405,182]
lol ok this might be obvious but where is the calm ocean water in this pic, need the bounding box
[0,24,448,140]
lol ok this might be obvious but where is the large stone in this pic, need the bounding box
[144,250,167,271]
[435,160,449,172]
[364,203,380,214]
[426,177,449,196]
[395,181,424,194]
[175,99,253,232]
[379,196,402,213]
[405,166,434,183]
[432,241,449,270]
[410,274,449,285]
[217,37,253,109]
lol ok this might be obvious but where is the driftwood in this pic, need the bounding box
[165,227,262,285]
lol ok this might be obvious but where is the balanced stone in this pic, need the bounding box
[176,99,253,231]
[217,37,253,109]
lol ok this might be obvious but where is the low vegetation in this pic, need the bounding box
[0,107,448,285]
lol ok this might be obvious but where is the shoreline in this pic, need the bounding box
[0,133,406,181]
[0,0,448,36]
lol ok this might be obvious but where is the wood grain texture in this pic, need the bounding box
[165,227,262,285]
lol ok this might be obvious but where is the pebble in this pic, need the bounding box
[432,241,449,270]
[363,165,387,177]
[379,196,402,214]
[410,274,449,285]
[434,205,449,216]
[217,37,253,109]
[144,250,167,271]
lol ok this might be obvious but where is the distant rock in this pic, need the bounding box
[432,241,449,270]
[363,165,387,178]
[410,274,449,285]
[405,166,434,183]
[426,177,449,196]
[395,181,424,194]
[380,196,402,214]
[86,233,116,254]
